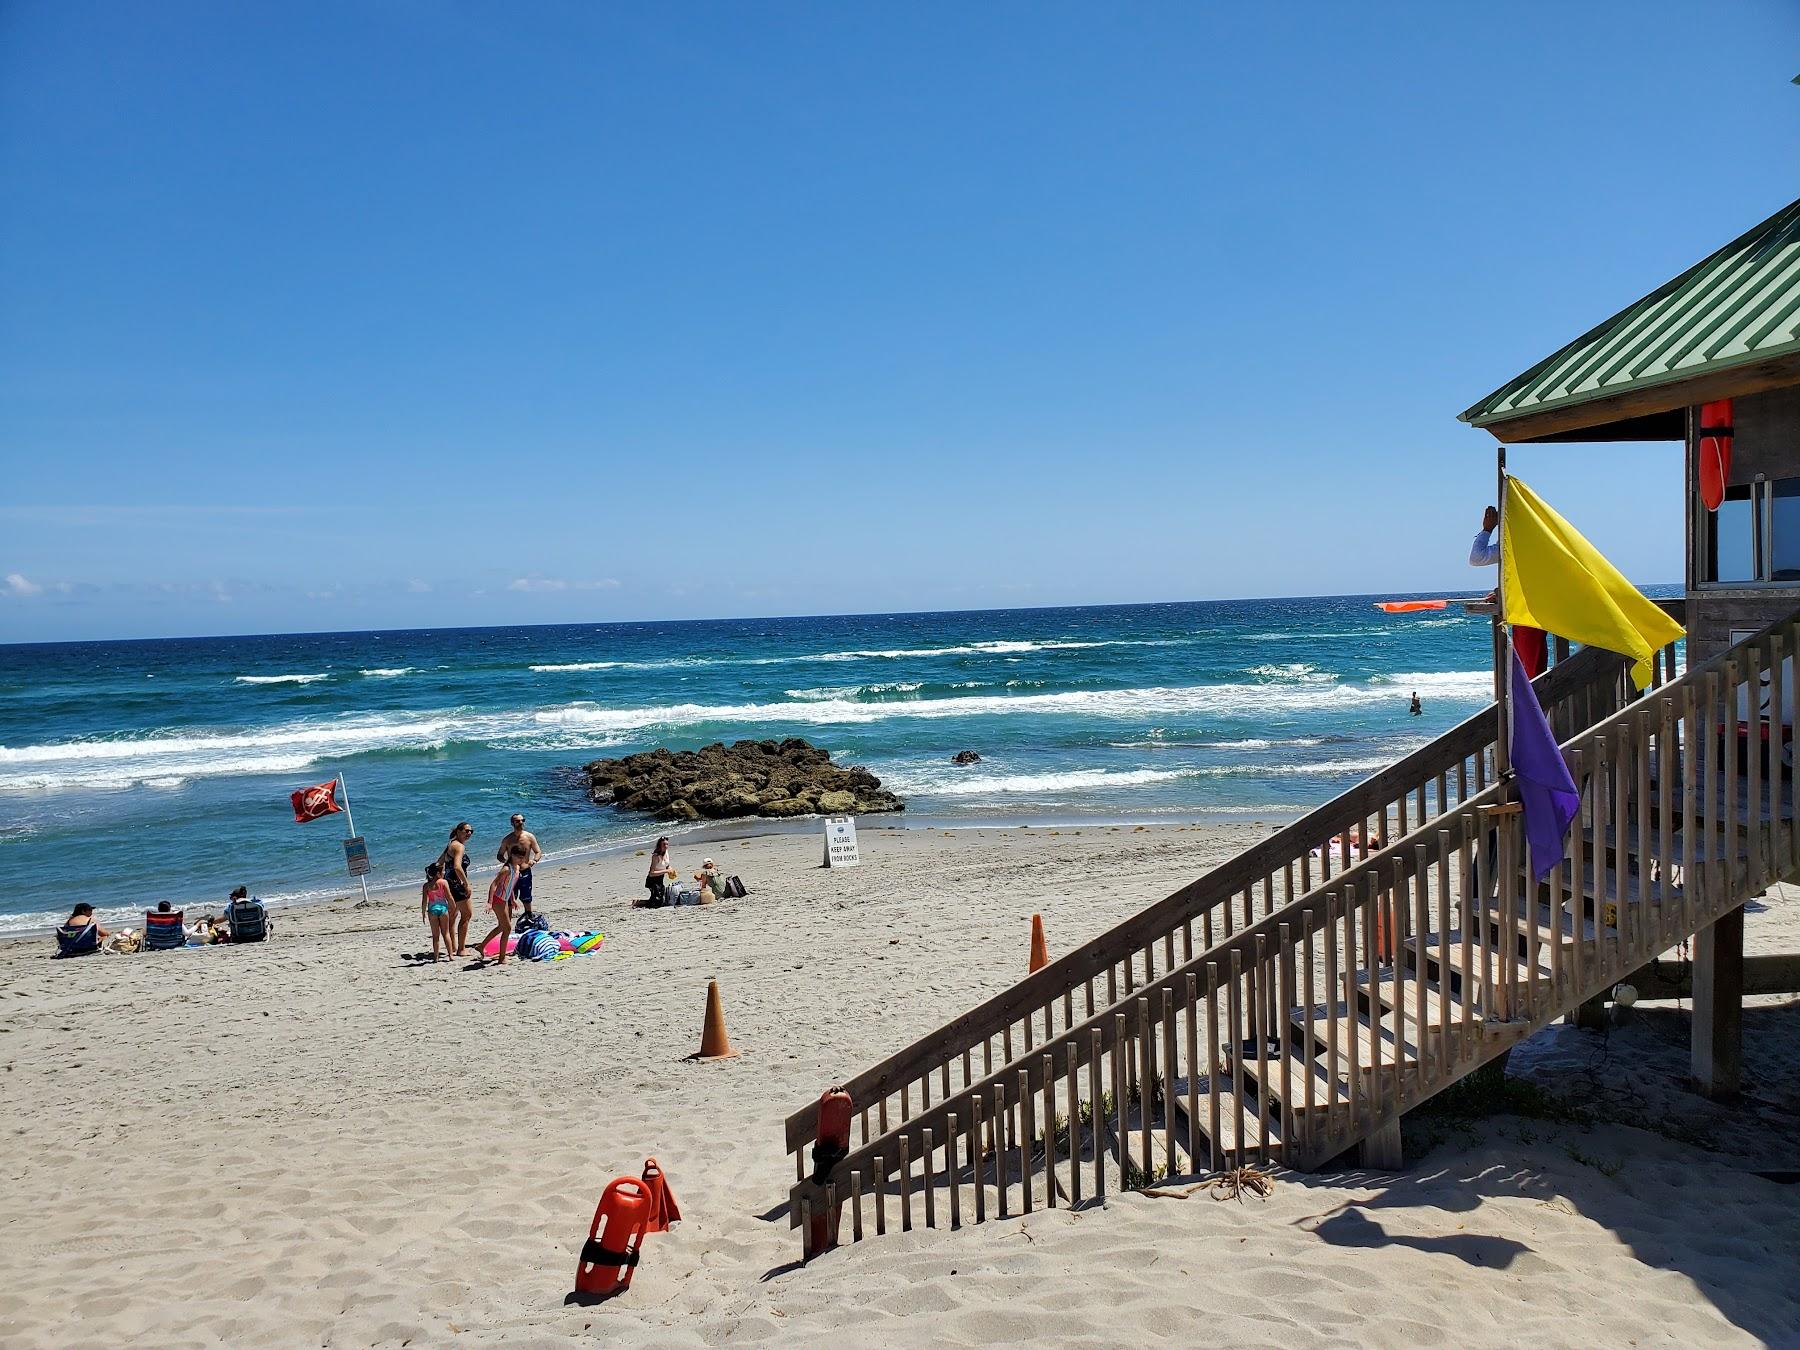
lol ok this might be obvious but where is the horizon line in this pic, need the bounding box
[0,581,1683,650]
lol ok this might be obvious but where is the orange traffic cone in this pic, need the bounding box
[1028,913,1049,973]
[689,979,740,1061]
[640,1157,682,1232]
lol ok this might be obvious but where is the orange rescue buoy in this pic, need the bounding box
[1699,398,1734,511]
[574,1177,653,1299]
[809,1086,854,1253]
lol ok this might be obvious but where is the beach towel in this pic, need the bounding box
[516,929,562,962]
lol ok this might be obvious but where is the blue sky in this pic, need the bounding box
[2,2,1797,643]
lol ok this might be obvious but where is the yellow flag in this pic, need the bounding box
[1501,475,1684,689]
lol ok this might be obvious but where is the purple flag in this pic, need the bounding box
[1510,649,1581,881]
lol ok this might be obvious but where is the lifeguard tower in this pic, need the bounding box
[777,198,1800,1253]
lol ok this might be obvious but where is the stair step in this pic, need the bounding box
[1354,967,1466,1034]
[1164,1075,1284,1161]
[1539,861,1685,910]
[1286,999,1438,1077]
[1404,928,1552,999]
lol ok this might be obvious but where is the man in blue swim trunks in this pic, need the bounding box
[496,814,543,914]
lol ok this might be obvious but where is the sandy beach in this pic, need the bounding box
[3,821,1798,1347]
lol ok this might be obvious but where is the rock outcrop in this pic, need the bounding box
[952,750,982,765]
[581,738,904,822]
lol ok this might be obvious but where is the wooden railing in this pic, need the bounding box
[786,604,1781,1258]
[780,637,1655,1181]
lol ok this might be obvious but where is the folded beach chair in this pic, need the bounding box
[54,923,101,959]
[143,909,186,952]
[225,896,269,943]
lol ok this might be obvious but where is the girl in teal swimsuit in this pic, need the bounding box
[421,862,454,962]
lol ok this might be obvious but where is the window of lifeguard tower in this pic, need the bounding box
[1703,475,1800,584]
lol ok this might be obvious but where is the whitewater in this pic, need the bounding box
[0,594,1563,933]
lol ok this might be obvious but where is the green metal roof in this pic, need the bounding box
[1461,196,1800,432]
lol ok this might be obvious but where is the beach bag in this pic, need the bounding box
[724,875,748,899]
[518,911,549,934]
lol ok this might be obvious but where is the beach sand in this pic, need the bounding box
[2,822,1797,1346]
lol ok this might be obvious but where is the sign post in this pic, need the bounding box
[337,774,372,903]
[822,816,861,869]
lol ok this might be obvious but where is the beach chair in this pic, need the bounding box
[143,910,186,951]
[54,923,101,959]
[225,896,269,943]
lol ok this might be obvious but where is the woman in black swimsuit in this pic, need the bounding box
[439,822,475,956]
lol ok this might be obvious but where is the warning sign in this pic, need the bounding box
[822,816,860,869]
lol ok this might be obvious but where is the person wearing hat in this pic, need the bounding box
[694,857,723,905]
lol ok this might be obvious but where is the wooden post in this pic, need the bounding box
[1360,1116,1404,1170]
[1692,906,1745,1099]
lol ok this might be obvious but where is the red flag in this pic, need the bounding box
[290,779,344,823]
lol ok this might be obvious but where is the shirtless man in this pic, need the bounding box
[496,813,543,915]
[439,821,475,955]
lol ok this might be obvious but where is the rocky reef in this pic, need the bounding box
[581,738,905,822]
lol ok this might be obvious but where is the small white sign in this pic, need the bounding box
[343,835,371,877]
[822,816,860,868]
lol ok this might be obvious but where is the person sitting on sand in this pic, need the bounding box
[643,837,674,906]
[695,858,723,905]
[62,903,108,942]
[420,862,454,962]
[476,844,528,965]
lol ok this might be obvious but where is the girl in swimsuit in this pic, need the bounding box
[420,862,454,962]
[477,844,528,965]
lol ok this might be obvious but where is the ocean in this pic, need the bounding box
[1,595,1539,935]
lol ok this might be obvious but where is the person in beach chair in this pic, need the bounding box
[223,886,269,943]
[55,903,107,958]
[143,901,186,952]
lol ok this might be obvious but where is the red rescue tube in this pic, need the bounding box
[574,1177,652,1298]
[809,1087,854,1253]
[1374,600,1449,613]
[1699,398,1734,512]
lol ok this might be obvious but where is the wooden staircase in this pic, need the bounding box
[782,606,1797,1254]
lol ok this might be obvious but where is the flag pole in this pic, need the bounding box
[337,773,371,905]
[1496,446,1512,784]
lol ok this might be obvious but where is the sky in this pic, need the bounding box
[2,2,1797,643]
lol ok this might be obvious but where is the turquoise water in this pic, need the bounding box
[1,595,1518,933]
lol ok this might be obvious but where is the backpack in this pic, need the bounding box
[518,911,549,934]
[724,875,748,899]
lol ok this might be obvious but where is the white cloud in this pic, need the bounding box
[507,577,620,593]
[406,578,433,593]
[3,572,43,597]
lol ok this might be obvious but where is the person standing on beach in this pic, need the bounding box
[644,837,674,906]
[438,822,475,956]
[420,862,454,962]
[496,814,543,917]
[477,844,528,965]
